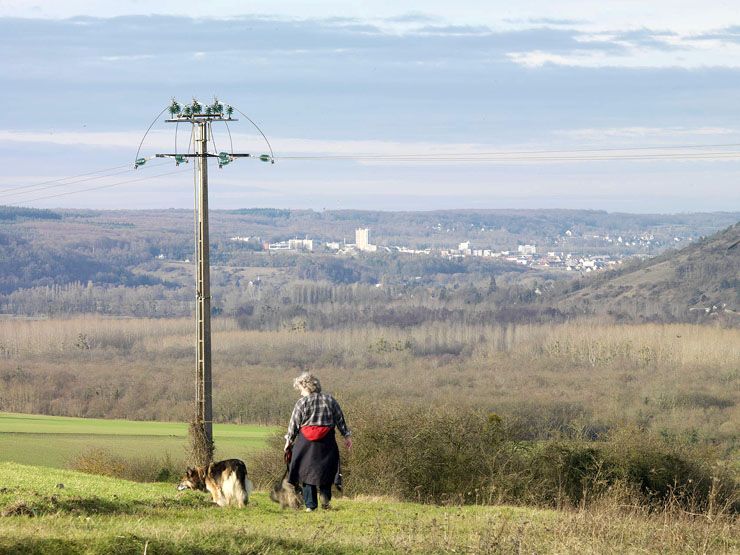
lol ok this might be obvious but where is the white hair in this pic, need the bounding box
[293,372,321,394]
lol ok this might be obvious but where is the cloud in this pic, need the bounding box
[504,17,587,26]
[0,14,726,70]
[693,25,740,42]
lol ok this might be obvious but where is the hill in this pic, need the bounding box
[0,462,736,554]
[544,223,739,323]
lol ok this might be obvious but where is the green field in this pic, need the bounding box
[0,412,275,469]
[0,462,735,554]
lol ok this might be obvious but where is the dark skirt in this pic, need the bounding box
[288,427,339,487]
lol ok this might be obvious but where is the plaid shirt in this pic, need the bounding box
[285,392,351,443]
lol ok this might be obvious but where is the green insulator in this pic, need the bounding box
[135,157,147,167]
[259,154,271,162]
[218,152,232,167]
[174,155,186,165]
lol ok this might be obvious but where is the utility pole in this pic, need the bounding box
[194,119,212,444]
[155,98,258,453]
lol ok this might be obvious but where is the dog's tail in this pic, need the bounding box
[234,460,251,506]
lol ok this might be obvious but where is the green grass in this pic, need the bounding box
[0,412,275,469]
[0,462,736,554]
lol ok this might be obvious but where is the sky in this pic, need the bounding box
[1,1,739,212]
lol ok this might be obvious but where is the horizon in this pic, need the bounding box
[9,205,740,217]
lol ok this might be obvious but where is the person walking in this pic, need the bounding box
[284,372,352,511]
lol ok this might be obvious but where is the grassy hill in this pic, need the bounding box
[545,223,739,323]
[0,462,736,554]
[0,412,273,469]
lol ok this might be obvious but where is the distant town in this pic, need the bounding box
[225,227,694,273]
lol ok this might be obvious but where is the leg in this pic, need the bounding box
[302,483,318,510]
[319,484,332,509]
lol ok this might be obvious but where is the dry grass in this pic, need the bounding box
[0,317,737,464]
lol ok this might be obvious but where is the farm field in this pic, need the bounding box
[0,412,274,469]
[0,462,736,554]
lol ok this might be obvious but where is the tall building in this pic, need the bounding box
[355,228,377,252]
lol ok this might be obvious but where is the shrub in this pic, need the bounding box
[69,449,181,483]
[601,428,737,511]
[526,442,613,508]
[344,403,507,504]
[207,403,739,514]
[248,434,288,491]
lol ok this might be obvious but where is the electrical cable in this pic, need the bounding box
[0,162,138,195]
[273,151,740,163]
[0,160,169,200]
[134,105,170,166]
[209,123,219,157]
[231,107,274,160]
[274,142,740,161]
[6,168,190,206]
[223,120,234,155]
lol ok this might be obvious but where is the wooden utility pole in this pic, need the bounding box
[156,99,253,450]
[194,119,213,443]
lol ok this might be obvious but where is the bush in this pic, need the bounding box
[526,442,611,508]
[69,449,181,483]
[601,428,736,511]
[344,403,507,504]
[248,434,288,491]
[237,403,739,513]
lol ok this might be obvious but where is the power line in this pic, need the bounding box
[0,162,137,195]
[0,161,170,200]
[276,152,740,163]
[3,140,740,205]
[6,168,190,206]
[275,141,740,160]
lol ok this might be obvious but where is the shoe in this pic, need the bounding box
[321,503,332,510]
[305,507,315,512]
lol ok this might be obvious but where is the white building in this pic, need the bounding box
[288,238,314,251]
[355,228,377,252]
[517,244,536,255]
[268,241,291,251]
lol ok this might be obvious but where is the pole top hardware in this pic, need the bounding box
[165,97,236,122]
[139,97,275,169]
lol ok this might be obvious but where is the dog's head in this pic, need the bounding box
[177,467,206,491]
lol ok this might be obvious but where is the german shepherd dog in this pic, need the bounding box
[177,459,251,507]
[269,466,304,509]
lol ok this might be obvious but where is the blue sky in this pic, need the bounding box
[1,1,739,212]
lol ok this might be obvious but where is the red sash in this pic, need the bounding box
[301,425,332,441]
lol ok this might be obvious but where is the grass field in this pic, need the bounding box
[0,412,275,469]
[0,462,736,554]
